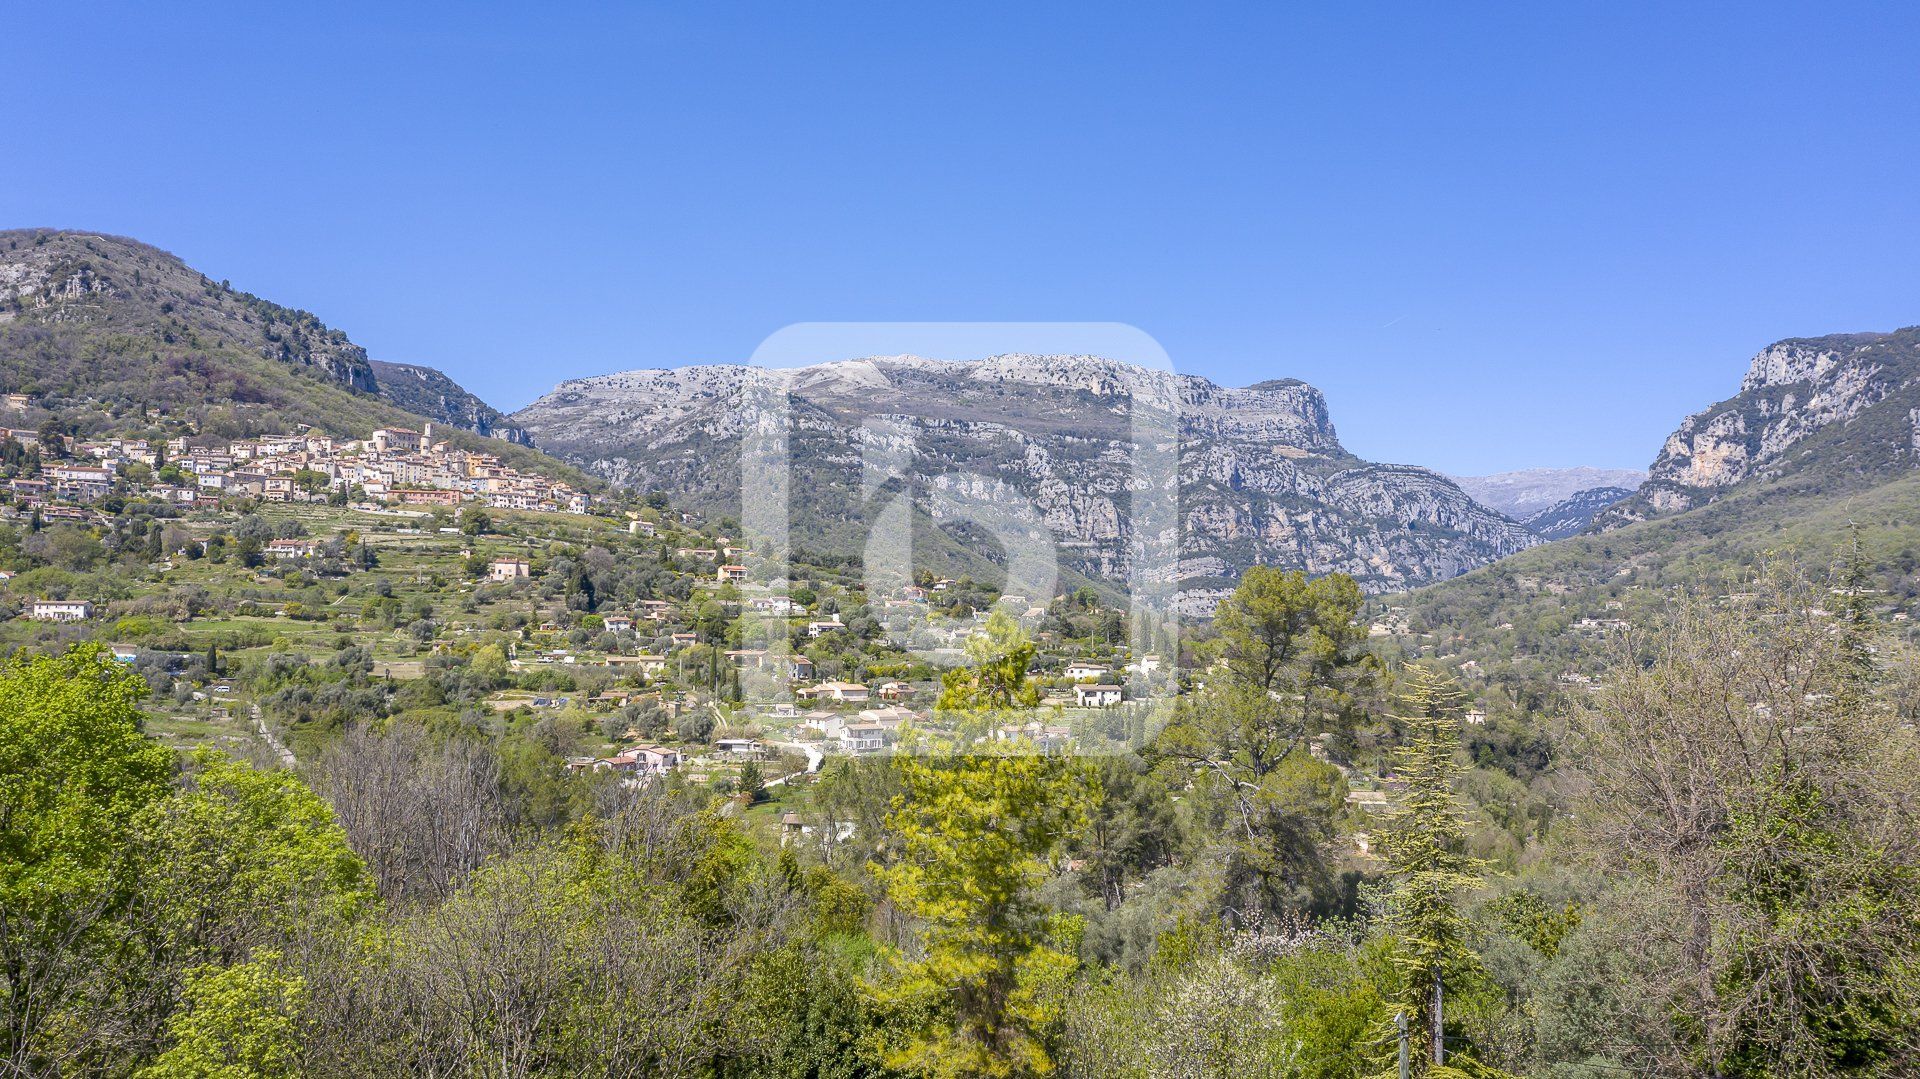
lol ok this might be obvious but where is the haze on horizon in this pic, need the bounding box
[6,2,1918,475]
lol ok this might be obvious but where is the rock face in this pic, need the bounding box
[513,354,1537,600]
[370,360,533,445]
[0,230,377,393]
[1599,327,1920,528]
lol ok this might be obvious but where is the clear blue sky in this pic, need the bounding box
[6,3,1918,475]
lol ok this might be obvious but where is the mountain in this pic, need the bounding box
[1399,323,1920,680]
[1450,467,1646,518]
[1518,485,1635,540]
[368,360,533,445]
[0,228,585,485]
[1598,327,1920,528]
[512,355,1537,603]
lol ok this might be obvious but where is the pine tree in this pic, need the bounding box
[1835,522,1879,688]
[1379,664,1485,1070]
[872,610,1094,1077]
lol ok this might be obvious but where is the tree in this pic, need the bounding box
[138,953,306,1079]
[458,505,491,537]
[871,744,1094,1077]
[0,647,177,1071]
[290,468,330,496]
[1568,574,1920,1076]
[872,613,1096,1077]
[1378,664,1484,1071]
[738,760,766,803]
[935,609,1040,735]
[1211,567,1371,735]
[1156,569,1363,914]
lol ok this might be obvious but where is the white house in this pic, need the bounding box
[839,722,886,755]
[1074,683,1123,708]
[29,599,92,622]
[489,557,531,582]
[265,538,317,560]
[1064,662,1110,681]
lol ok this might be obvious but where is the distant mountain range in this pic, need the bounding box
[1450,467,1647,518]
[1450,466,1646,541]
[511,357,1538,602]
[1515,486,1639,540]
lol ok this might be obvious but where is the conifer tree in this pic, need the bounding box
[873,610,1093,1077]
[1379,664,1484,1070]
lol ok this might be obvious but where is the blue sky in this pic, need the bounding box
[6,3,1918,475]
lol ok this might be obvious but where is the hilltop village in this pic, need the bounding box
[2,411,593,515]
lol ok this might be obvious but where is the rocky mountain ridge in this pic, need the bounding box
[513,355,1538,601]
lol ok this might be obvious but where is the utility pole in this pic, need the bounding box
[1395,1011,1410,1079]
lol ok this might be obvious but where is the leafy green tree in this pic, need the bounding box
[125,753,372,967]
[138,952,306,1079]
[458,505,491,536]
[934,609,1040,736]
[1378,664,1485,1071]
[0,646,174,1068]
[871,744,1093,1078]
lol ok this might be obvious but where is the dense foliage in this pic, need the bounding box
[5,556,1920,1076]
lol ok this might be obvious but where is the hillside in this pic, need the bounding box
[513,355,1537,602]
[1394,443,1920,689]
[0,229,585,487]
[1393,325,1920,679]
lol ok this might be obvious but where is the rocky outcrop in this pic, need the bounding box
[1599,328,1920,528]
[513,354,1537,599]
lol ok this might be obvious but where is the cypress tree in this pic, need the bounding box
[1379,664,1485,1070]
